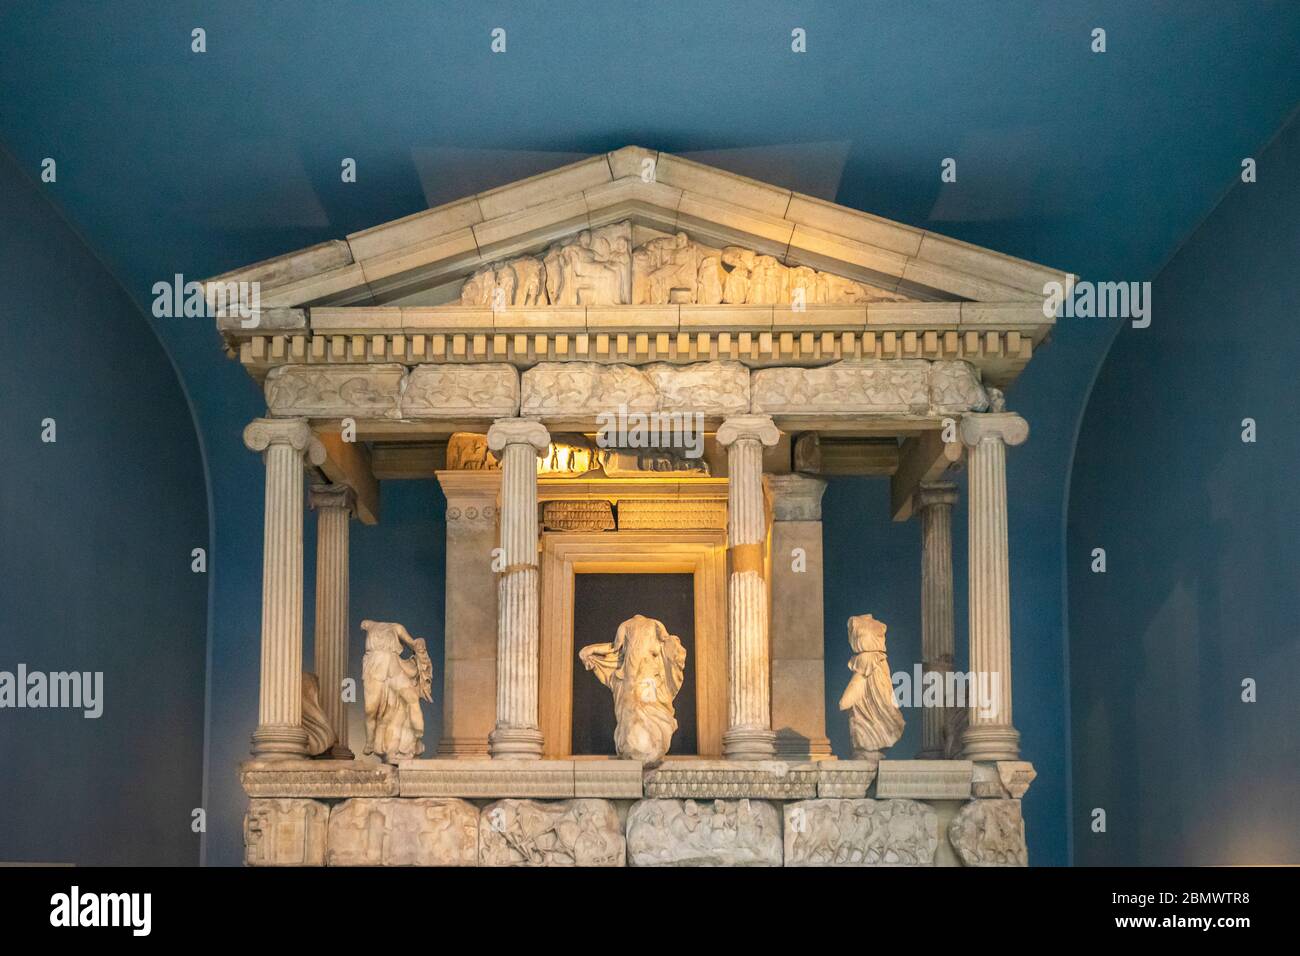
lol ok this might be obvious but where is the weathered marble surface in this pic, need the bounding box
[265,364,405,419]
[479,799,625,867]
[644,760,818,800]
[264,363,521,420]
[458,220,906,307]
[240,760,398,798]
[520,360,749,417]
[751,359,988,416]
[997,761,1038,798]
[244,798,329,866]
[948,799,1029,867]
[815,758,880,798]
[402,363,520,418]
[875,759,974,799]
[300,672,336,756]
[839,614,905,758]
[327,797,478,866]
[929,361,990,414]
[361,620,433,763]
[579,614,686,765]
[626,798,782,867]
[784,799,938,866]
[399,759,576,799]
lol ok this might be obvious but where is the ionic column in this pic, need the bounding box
[718,414,781,760]
[959,413,1029,761]
[243,418,324,759]
[916,481,958,758]
[310,483,355,759]
[486,418,550,760]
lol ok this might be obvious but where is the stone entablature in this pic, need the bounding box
[238,757,1022,801]
[259,358,993,426]
[224,301,1048,389]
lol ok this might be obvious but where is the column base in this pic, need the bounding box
[488,726,544,760]
[326,745,355,761]
[960,724,1020,762]
[251,724,309,760]
[723,727,777,760]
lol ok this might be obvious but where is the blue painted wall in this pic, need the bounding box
[1067,112,1300,865]
[0,149,209,865]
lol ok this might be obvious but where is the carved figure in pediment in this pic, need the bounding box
[458,219,911,307]
[545,225,630,306]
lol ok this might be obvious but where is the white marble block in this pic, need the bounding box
[401,363,520,418]
[948,799,1029,867]
[751,359,989,417]
[265,364,405,419]
[244,798,329,867]
[326,797,478,866]
[784,799,938,866]
[626,798,783,867]
[520,361,749,418]
[478,799,625,867]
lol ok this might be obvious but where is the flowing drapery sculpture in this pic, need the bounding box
[361,619,433,763]
[300,672,337,757]
[838,613,905,758]
[579,614,687,764]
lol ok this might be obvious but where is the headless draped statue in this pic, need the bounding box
[361,620,433,763]
[579,614,686,765]
[838,614,905,759]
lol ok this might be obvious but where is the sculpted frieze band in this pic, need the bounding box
[459,219,910,308]
[263,359,991,420]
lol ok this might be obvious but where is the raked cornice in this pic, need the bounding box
[209,147,1070,389]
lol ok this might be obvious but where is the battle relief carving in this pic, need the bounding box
[520,361,750,418]
[751,360,989,417]
[459,220,909,307]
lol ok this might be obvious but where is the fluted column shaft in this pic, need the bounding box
[917,482,958,758]
[311,483,354,759]
[244,418,324,759]
[959,413,1028,761]
[486,418,550,759]
[718,414,781,759]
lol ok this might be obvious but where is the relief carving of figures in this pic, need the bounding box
[785,799,939,867]
[948,799,1029,867]
[479,799,625,867]
[626,798,783,867]
[839,613,905,759]
[361,620,433,763]
[579,614,686,765]
[301,672,337,757]
[458,219,907,306]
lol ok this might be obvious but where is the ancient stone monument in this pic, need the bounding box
[216,147,1067,866]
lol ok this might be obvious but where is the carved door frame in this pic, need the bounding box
[538,530,728,758]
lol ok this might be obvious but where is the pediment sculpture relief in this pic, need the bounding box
[459,219,908,307]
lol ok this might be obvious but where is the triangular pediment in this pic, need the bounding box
[208,145,1071,310]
